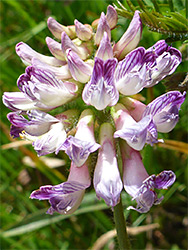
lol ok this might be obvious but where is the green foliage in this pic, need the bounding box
[114,0,188,42]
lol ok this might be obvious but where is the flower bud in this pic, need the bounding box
[113,11,142,60]
[47,17,76,39]
[74,19,93,41]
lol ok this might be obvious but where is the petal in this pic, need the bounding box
[16,42,64,66]
[82,57,119,110]
[59,136,100,167]
[66,48,92,83]
[74,19,93,41]
[143,91,186,133]
[106,5,118,29]
[113,10,142,60]
[95,32,113,60]
[95,12,111,45]
[94,123,123,207]
[33,122,67,156]
[46,37,66,61]
[2,92,38,111]
[115,47,147,95]
[30,162,90,215]
[114,108,152,151]
[47,17,76,40]
[32,58,71,80]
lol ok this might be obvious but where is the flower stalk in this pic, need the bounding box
[113,197,131,250]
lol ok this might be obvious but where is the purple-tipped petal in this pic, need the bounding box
[46,37,66,61]
[95,12,111,45]
[82,57,119,110]
[32,58,71,80]
[57,109,100,166]
[115,47,147,95]
[94,123,123,207]
[2,92,39,111]
[113,10,142,60]
[145,40,182,87]
[47,17,76,40]
[74,19,93,41]
[106,5,118,29]
[59,136,100,167]
[16,42,64,66]
[16,66,76,110]
[66,48,92,83]
[31,163,90,215]
[95,32,113,60]
[121,144,176,213]
[143,91,186,133]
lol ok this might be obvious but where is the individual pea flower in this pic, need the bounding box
[94,12,111,46]
[74,19,93,41]
[142,91,186,133]
[16,42,65,67]
[82,57,119,110]
[30,162,91,215]
[2,66,77,111]
[47,16,76,40]
[7,109,79,156]
[57,109,100,167]
[114,41,182,96]
[93,123,123,207]
[112,103,158,151]
[66,48,93,83]
[121,142,176,213]
[113,10,142,60]
[120,142,176,213]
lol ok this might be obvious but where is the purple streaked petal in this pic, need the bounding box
[17,66,77,109]
[58,136,100,167]
[113,10,142,60]
[94,123,123,207]
[31,163,90,214]
[143,91,186,117]
[82,57,119,110]
[145,40,182,87]
[16,42,64,66]
[95,32,113,60]
[47,17,76,40]
[74,19,92,41]
[121,145,176,213]
[2,92,39,111]
[33,122,66,156]
[46,37,66,61]
[143,91,186,133]
[115,47,147,95]
[32,58,71,80]
[114,115,152,151]
[95,12,111,45]
[66,48,92,83]
[106,5,118,29]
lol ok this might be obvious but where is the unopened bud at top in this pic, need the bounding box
[113,10,142,60]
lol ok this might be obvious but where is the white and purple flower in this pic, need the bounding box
[121,143,176,213]
[3,66,77,111]
[93,123,123,207]
[30,162,91,214]
[58,109,100,166]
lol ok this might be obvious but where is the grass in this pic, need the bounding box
[0,0,187,249]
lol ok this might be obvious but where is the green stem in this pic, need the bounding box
[113,197,131,250]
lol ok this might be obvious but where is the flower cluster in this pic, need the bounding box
[3,5,186,214]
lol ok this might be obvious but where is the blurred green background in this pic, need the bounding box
[0,0,187,249]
